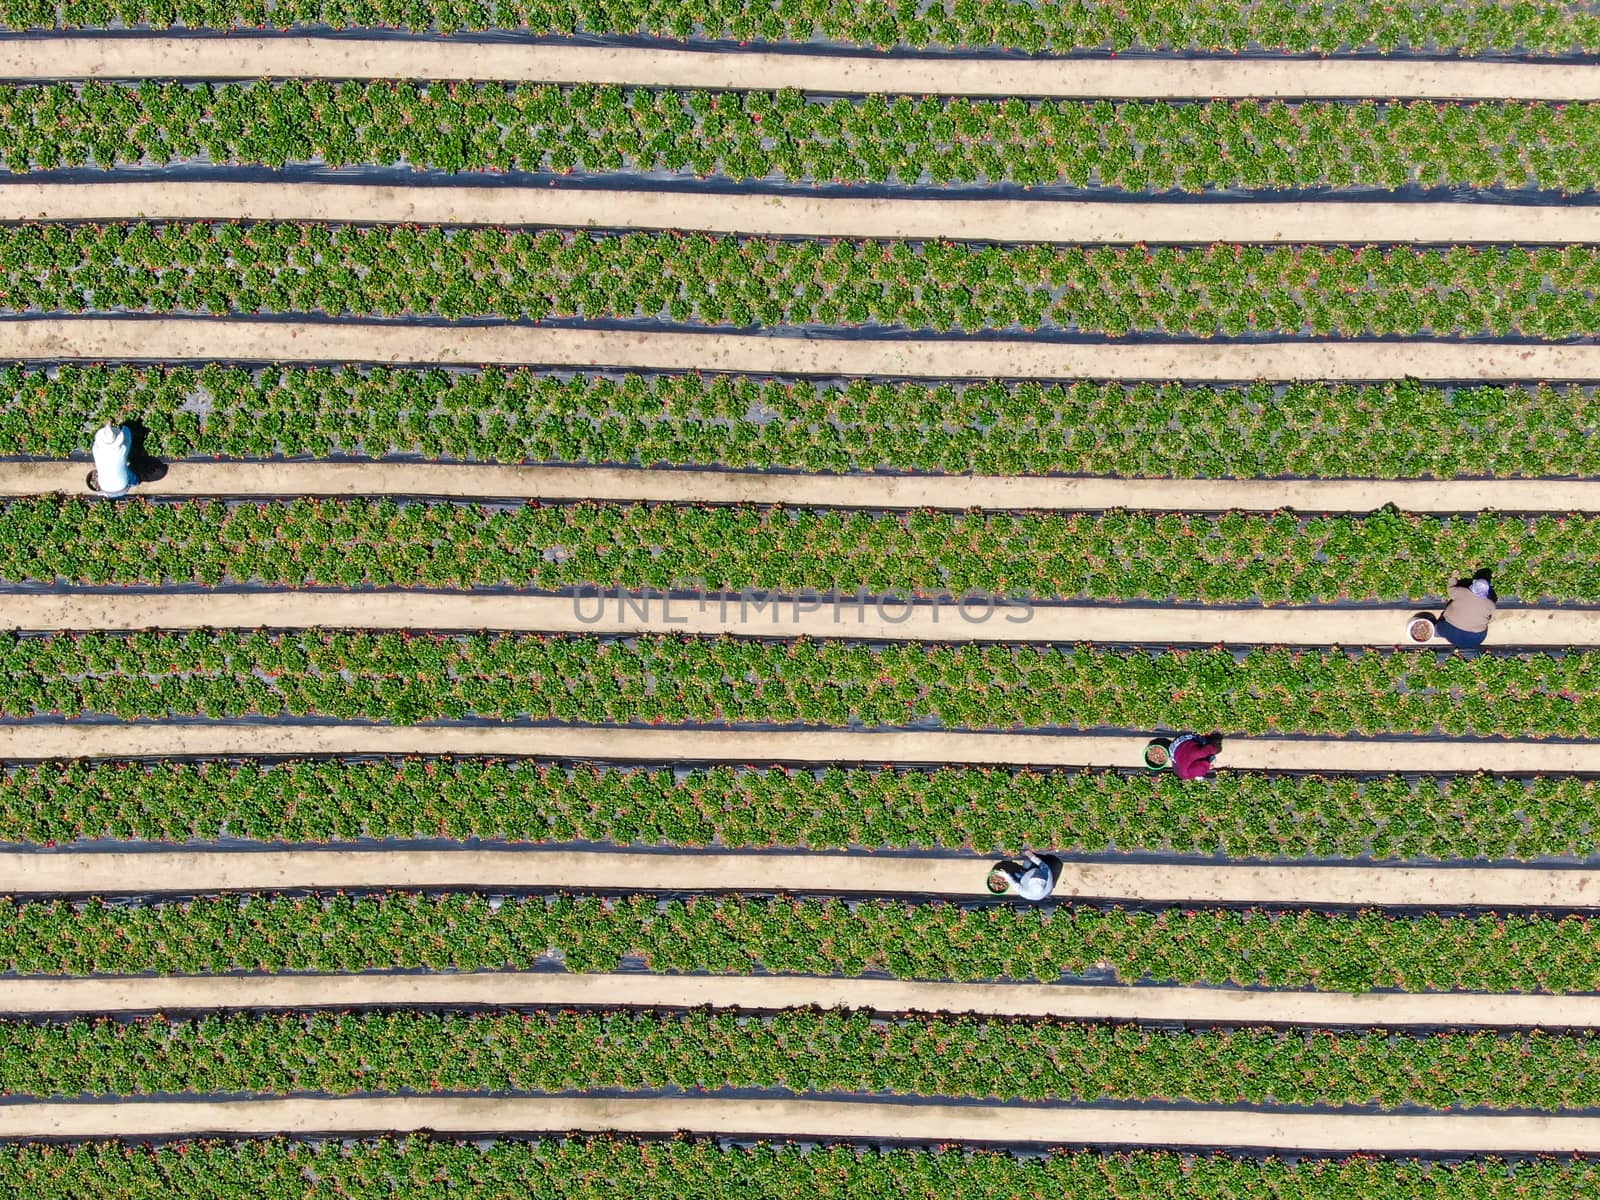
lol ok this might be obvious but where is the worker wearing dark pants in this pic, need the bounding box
[1437,576,1496,648]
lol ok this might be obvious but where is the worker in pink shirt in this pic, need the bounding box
[1169,733,1223,779]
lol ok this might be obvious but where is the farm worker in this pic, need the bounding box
[1004,851,1057,901]
[1169,733,1222,779]
[90,423,134,497]
[1436,575,1496,648]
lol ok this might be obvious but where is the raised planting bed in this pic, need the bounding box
[5,892,1600,992]
[2,631,1598,737]
[4,497,1593,603]
[1,84,1595,191]
[11,760,1597,861]
[0,367,1593,480]
[12,0,1600,56]
[4,1007,1600,1110]
[4,1138,1598,1200]
[10,223,1600,337]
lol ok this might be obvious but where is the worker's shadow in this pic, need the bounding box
[125,421,168,484]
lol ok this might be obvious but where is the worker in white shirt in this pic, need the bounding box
[1005,851,1057,901]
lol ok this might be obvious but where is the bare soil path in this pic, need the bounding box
[4,848,1597,908]
[6,319,1600,380]
[0,724,1590,771]
[8,460,1598,514]
[8,182,1600,243]
[3,972,1593,1028]
[7,1094,1600,1151]
[11,38,1599,99]
[3,591,1589,648]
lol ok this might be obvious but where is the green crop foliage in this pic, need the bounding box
[3,631,1597,738]
[9,223,1600,335]
[6,893,1599,992]
[7,1008,1600,1110]
[11,0,1600,55]
[9,760,1597,862]
[4,5,1595,1158]
[5,497,1593,604]
[7,1138,1600,1200]
[3,366,1592,480]
[1,84,1597,191]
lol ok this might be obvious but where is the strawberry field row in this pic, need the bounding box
[21,0,1599,55]
[2,632,1594,737]
[37,0,1600,53]
[7,1008,1600,1110]
[1,366,1591,480]
[14,1138,1600,1200]
[12,760,1594,863]
[8,893,1598,991]
[8,84,1596,191]
[8,497,1590,603]
[16,223,1600,337]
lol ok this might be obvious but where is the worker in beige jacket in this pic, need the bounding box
[1437,575,1496,647]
